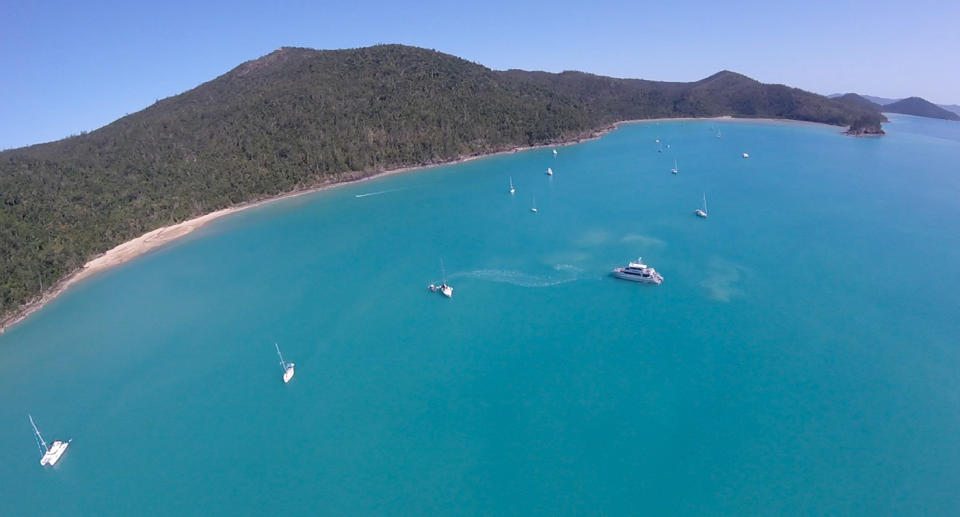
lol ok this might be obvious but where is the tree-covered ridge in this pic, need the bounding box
[500,69,885,128]
[0,44,885,319]
[883,97,960,121]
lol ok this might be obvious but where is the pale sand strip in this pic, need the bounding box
[0,116,837,334]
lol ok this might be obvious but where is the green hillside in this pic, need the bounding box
[0,44,885,320]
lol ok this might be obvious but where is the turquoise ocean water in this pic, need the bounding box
[2,115,959,515]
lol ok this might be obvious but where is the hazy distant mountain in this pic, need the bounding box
[883,97,960,121]
[833,93,883,111]
[940,104,960,116]
[0,44,885,320]
[862,95,903,106]
[831,92,960,120]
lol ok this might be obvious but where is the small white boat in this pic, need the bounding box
[530,196,538,214]
[552,149,558,156]
[742,152,749,158]
[695,193,708,218]
[509,176,515,195]
[275,343,295,383]
[429,258,454,298]
[546,167,553,176]
[716,130,722,138]
[30,414,70,467]
[671,159,679,174]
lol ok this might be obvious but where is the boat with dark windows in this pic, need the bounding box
[612,258,663,285]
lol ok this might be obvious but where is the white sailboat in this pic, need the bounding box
[671,159,679,174]
[275,343,295,383]
[552,149,558,156]
[530,196,538,214]
[695,193,708,218]
[30,414,70,466]
[742,152,750,158]
[509,176,515,195]
[546,167,553,176]
[429,258,453,298]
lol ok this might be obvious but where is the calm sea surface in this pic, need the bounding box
[2,115,959,515]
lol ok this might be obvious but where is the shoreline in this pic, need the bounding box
[0,115,841,335]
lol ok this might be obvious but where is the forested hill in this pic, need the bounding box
[500,69,884,130]
[883,97,960,121]
[0,44,884,320]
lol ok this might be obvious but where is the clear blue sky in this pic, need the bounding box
[2,0,957,150]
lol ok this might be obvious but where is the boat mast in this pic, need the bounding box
[703,193,707,213]
[440,258,447,285]
[275,343,286,369]
[29,414,48,453]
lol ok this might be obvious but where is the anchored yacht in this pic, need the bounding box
[428,258,454,298]
[275,343,295,383]
[30,414,70,467]
[546,167,553,176]
[695,193,708,218]
[612,258,664,285]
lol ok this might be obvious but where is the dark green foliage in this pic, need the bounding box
[882,97,960,121]
[833,93,884,111]
[0,45,886,319]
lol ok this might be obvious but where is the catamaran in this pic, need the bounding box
[509,176,515,195]
[29,414,70,466]
[695,193,708,218]
[546,167,553,176]
[671,159,679,174]
[275,343,295,383]
[428,258,453,298]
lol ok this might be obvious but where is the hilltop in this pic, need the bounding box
[831,93,960,121]
[883,97,960,121]
[0,44,885,323]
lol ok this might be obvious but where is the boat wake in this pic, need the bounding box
[354,187,407,198]
[453,264,582,287]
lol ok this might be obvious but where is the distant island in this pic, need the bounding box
[0,44,886,328]
[830,93,960,121]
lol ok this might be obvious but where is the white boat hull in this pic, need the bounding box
[612,268,663,285]
[283,364,295,383]
[40,440,69,466]
[695,209,708,218]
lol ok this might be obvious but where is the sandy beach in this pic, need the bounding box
[0,115,834,335]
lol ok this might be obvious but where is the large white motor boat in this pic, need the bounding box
[612,258,664,285]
